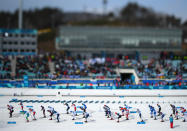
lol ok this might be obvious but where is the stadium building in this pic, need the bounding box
[56,26,182,56]
[0,29,37,56]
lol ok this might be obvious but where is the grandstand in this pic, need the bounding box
[0,52,186,89]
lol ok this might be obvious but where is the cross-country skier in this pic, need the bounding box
[107,109,112,119]
[170,104,176,115]
[84,112,90,122]
[180,107,186,116]
[115,112,122,123]
[175,109,179,120]
[103,105,110,117]
[153,108,157,120]
[82,103,87,111]
[19,102,24,111]
[169,114,174,128]
[160,112,165,122]
[64,103,70,114]
[148,105,154,118]
[53,111,60,122]
[47,106,55,120]
[7,105,14,118]
[157,104,161,116]
[71,104,77,116]
[183,112,187,122]
[56,112,60,122]
[103,105,108,116]
[119,106,126,116]
[125,108,129,120]
[81,103,87,117]
[72,110,76,120]
[41,105,46,118]
[80,107,86,118]
[137,109,144,122]
[29,108,36,120]
[181,109,187,122]
[110,111,114,120]
[25,111,30,122]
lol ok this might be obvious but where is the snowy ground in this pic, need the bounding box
[0,94,187,131]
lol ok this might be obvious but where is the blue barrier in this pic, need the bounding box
[80,96,86,98]
[26,106,33,108]
[20,111,26,114]
[0,94,4,96]
[37,95,43,97]
[75,122,83,124]
[119,96,124,98]
[1,79,187,89]
[70,111,83,113]
[76,111,83,113]
[7,121,16,124]
[137,121,145,124]
[130,111,137,113]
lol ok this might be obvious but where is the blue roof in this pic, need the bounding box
[0,28,37,34]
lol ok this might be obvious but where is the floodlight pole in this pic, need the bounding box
[18,0,23,29]
[103,0,107,16]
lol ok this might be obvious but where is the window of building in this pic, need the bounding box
[27,42,30,45]
[3,41,7,45]
[21,34,25,37]
[32,42,36,45]
[14,41,18,45]
[26,49,30,52]
[9,41,12,45]
[32,49,35,52]
[21,41,24,45]
[15,34,18,37]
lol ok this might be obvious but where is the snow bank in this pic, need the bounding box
[0,88,187,97]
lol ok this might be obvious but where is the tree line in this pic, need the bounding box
[0,2,186,29]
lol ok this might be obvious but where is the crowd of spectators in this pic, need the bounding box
[51,53,186,79]
[0,52,186,80]
[16,55,50,78]
[0,56,11,79]
[52,54,117,79]
[119,58,186,79]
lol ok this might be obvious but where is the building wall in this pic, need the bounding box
[56,26,182,54]
[0,29,37,56]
